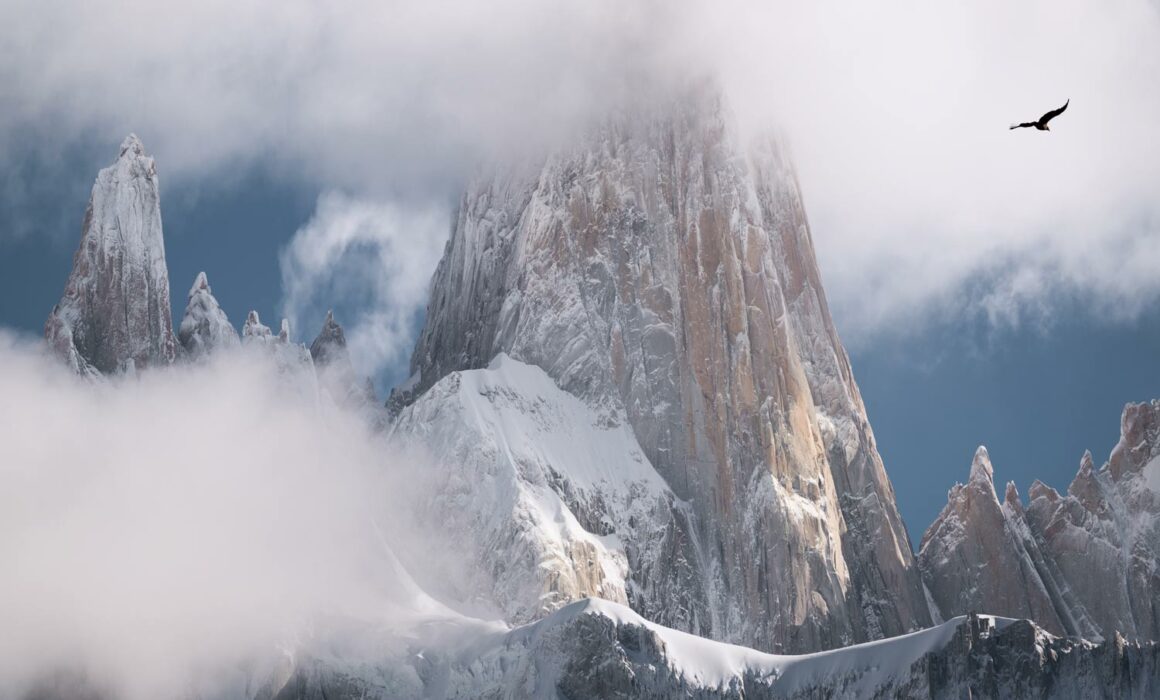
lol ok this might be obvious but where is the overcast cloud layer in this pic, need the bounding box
[3,0,1159,359]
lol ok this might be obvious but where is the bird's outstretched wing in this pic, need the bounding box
[1009,122,1037,129]
[1038,99,1069,126]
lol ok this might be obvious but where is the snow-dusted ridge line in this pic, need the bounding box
[274,596,1160,699]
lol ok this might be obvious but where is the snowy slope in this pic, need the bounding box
[388,355,709,634]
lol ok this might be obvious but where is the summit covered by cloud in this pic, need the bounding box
[3,1,1159,366]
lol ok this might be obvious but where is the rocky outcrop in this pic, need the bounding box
[310,311,375,408]
[177,271,239,360]
[919,447,1068,636]
[399,82,928,652]
[44,135,176,374]
[921,402,1160,643]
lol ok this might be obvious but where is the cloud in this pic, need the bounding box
[0,0,674,196]
[2,0,1159,342]
[699,0,1160,341]
[278,192,448,384]
[0,333,440,699]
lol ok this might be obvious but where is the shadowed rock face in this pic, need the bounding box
[402,83,929,653]
[45,135,176,375]
[921,401,1160,643]
[310,311,376,408]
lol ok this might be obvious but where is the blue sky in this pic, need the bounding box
[3,135,1159,544]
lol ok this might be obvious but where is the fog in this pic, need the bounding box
[0,333,442,699]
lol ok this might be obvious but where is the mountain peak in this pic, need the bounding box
[1003,481,1022,510]
[310,310,347,363]
[189,270,210,295]
[969,445,995,487]
[400,80,930,652]
[119,133,145,158]
[243,310,272,341]
[178,271,238,360]
[45,135,175,374]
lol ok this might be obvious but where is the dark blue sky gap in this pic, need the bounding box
[3,138,1157,546]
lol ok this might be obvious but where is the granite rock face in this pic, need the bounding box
[401,83,928,652]
[44,135,177,375]
[921,402,1160,643]
[919,447,1068,636]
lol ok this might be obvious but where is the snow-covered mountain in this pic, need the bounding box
[397,82,928,652]
[920,402,1160,643]
[45,134,177,375]
[31,126,1160,698]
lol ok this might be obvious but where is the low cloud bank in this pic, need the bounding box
[0,333,436,699]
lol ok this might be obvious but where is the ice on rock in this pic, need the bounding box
[242,310,318,394]
[45,134,177,374]
[178,271,239,360]
[243,310,272,340]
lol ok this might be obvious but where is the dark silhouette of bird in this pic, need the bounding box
[1010,100,1069,131]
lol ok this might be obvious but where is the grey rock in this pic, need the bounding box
[45,135,176,375]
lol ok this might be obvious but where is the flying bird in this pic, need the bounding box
[1010,99,1069,131]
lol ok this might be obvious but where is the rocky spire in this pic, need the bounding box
[178,271,239,360]
[242,310,273,342]
[45,134,176,374]
[310,310,346,364]
[921,401,1160,643]
[310,310,375,407]
[400,82,929,652]
[919,446,1067,636]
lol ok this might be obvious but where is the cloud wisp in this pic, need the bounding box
[278,192,449,385]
